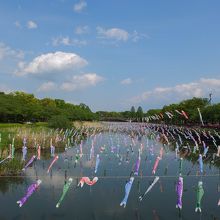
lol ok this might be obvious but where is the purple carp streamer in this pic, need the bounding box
[176,176,183,209]
[22,155,36,171]
[17,180,42,207]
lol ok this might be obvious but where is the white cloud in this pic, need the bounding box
[121,78,132,85]
[97,26,129,42]
[15,51,88,76]
[0,42,24,60]
[73,0,87,12]
[75,25,89,34]
[131,30,149,42]
[129,78,220,104]
[27,20,38,29]
[14,21,22,28]
[61,73,104,91]
[52,36,87,47]
[96,27,147,43]
[37,81,57,92]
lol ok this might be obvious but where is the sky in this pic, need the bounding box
[0,0,220,112]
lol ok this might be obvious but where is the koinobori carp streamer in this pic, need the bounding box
[120,177,134,208]
[47,155,59,173]
[139,176,160,201]
[56,178,73,208]
[78,177,98,187]
[17,180,42,207]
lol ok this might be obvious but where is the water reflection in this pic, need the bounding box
[0,128,220,219]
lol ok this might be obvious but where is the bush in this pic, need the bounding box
[48,115,72,129]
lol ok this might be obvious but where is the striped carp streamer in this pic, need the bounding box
[90,141,94,160]
[11,138,15,159]
[95,154,100,173]
[50,145,55,157]
[56,178,73,208]
[120,177,134,208]
[0,155,11,164]
[198,154,203,174]
[47,155,59,173]
[202,141,209,157]
[197,108,204,126]
[195,181,204,212]
[17,180,42,207]
[22,145,27,161]
[134,150,141,176]
[139,176,160,201]
[152,156,161,175]
[176,176,183,209]
[78,177,98,187]
[22,155,36,171]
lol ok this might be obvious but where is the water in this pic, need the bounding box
[0,130,220,220]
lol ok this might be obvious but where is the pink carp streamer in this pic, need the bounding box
[218,199,220,206]
[47,155,59,173]
[152,156,161,175]
[78,177,98,187]
[22,155,36,171]
[17,180,41,207]
[181,110,189,119]
[37,145,41,160]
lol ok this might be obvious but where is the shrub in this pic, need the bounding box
[48,115,72,129]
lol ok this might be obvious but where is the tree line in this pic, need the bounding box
[0,91,97,123]
[146,97,220,126]
[0,91,219,126]
[97,97,220,126]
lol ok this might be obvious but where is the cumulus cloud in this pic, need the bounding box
[52,36,87,47]
[96,27,147,43]
[27,20,38,29]
[37,81,57,92]
[75,25,89,34]
[15,51,88,76]
[0,42,24,60]
[61,73,104,91]
[97,26,129,42]
[121,78,132,85]
[73,0,87,12]
[129,78,220,104]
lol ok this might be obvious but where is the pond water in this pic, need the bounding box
[0,127,220,220]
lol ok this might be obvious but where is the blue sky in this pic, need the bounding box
[0,0,220,112]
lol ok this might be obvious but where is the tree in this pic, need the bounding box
[0,91,97,122]
[130,106,136,118]
[137,106,144,121]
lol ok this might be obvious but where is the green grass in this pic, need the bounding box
[0,158,24,176]
[0,122,48,128]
